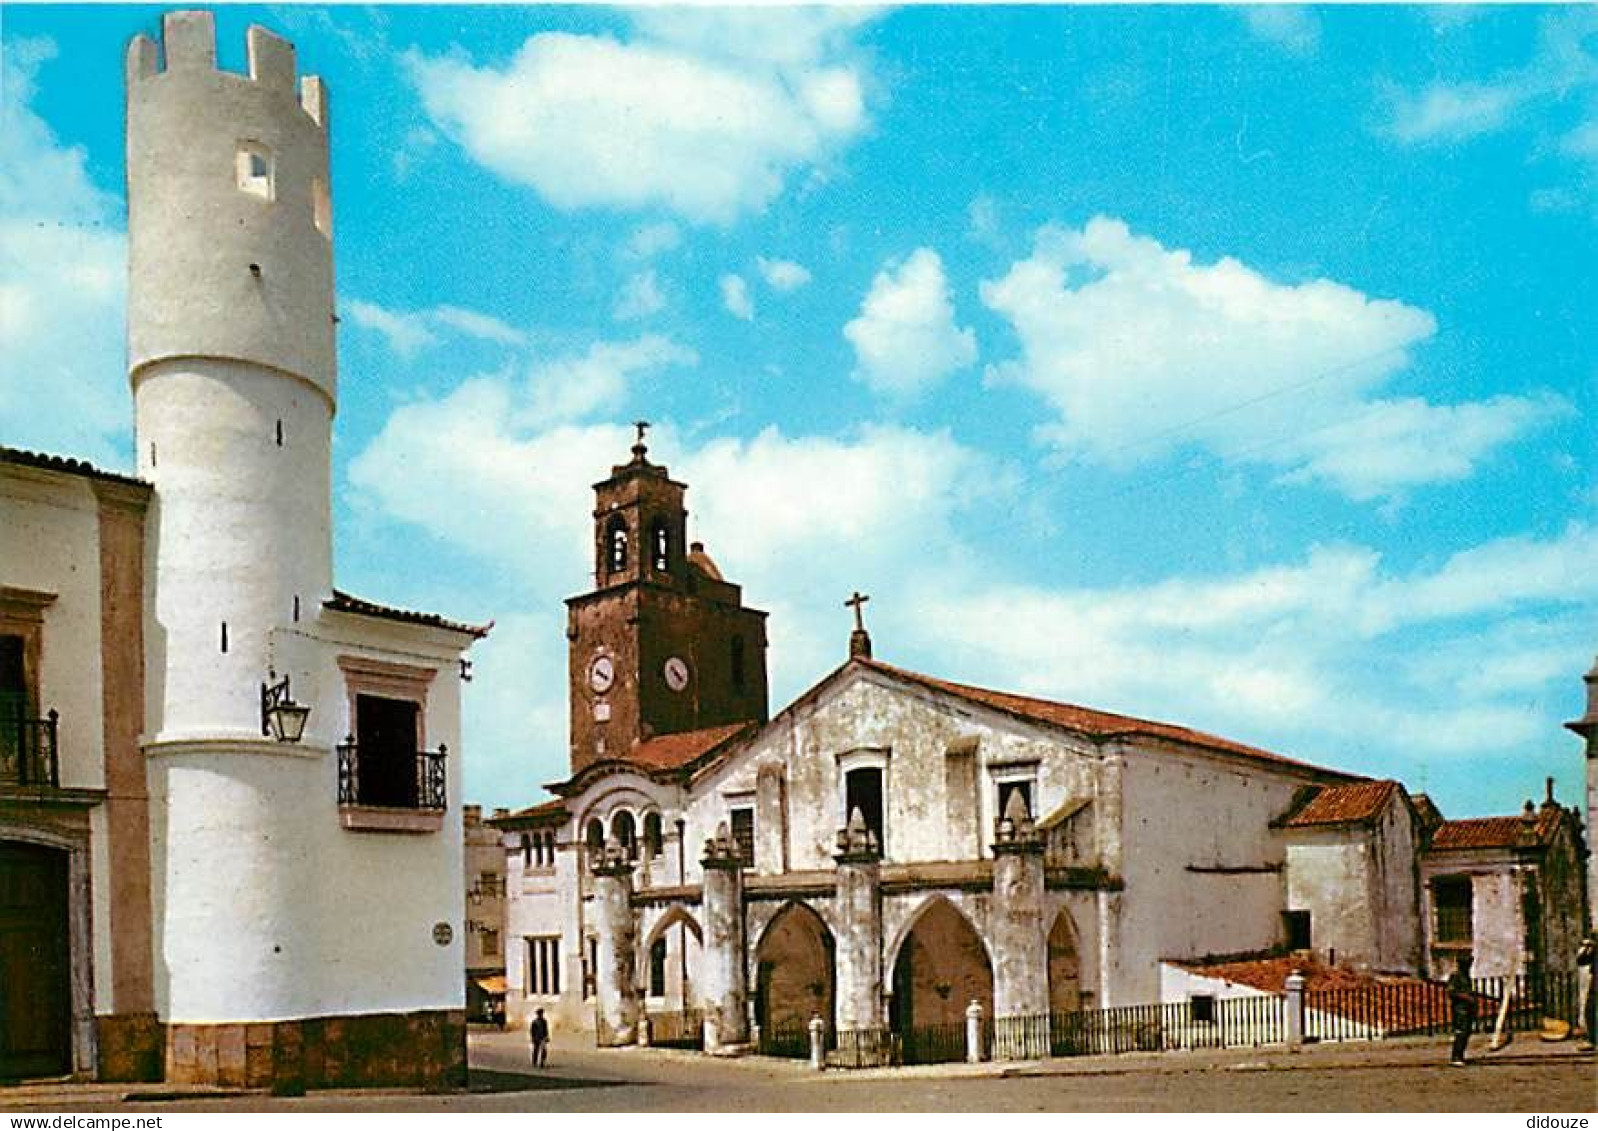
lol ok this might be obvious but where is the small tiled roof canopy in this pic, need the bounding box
[492,797,568,828]
[1,445,150,490]
[1278,780,1400,828]
[551,721,754,796]
[861,659,1353,779]
[1429,807,1565,851]
[324,589,490,638]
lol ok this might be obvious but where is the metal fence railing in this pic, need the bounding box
[646,1009,704,1050]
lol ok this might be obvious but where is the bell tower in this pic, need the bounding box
[565,429,768,773]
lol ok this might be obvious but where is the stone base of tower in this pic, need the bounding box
[96,1013,165,1082]
[163,1009,466,1093]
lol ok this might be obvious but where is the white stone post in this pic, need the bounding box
[808,1014,827,1071]
[591,839,640,1047]
[966,1000,985,1064]
[1285,970,1306,1049]
[833,809,885,1035]
[990,790,1048,1060]
[700,823,749,1051]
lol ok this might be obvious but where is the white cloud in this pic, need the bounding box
[1241,7,1320,56]
[755,256,812,292]
[615,270,667,321]
[346,300,441,358]
[719,274,755,320]
[404,12,873,226]
[979,216,1560,499]
[844,247,978,397]
[0,37,129,467]
[345,299,526,357]
[627,221,682,260]
[914,523,1598,767]
[1385,81,1523,144]
[521,334,696,425]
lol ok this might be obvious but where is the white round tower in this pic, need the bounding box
[127,11,337,1027]
[129,9,335,744]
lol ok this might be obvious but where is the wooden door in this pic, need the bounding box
[0,842,70,1080]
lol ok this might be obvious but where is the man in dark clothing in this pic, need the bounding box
[530,1008,550,1068]
[1447,955,1476,1066]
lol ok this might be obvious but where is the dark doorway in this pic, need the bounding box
[0,636,26,783]
[355,694,419,807]
[0,842,71,1079]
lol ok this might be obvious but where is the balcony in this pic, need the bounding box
[1,709,59,788]
[336,738,447,833]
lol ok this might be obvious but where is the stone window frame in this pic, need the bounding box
[987,757,1041,829]
[834,746,890,855]
[723,790,756,869]
[336,654,439,834]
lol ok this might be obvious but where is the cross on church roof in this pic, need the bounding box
[845,590,870,632]
[631,420,650,461]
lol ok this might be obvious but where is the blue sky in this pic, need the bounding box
[3,4,1595,819]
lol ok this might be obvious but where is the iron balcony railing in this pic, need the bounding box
[336,738,447,810]
[1,709,60,788]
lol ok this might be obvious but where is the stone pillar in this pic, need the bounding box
[989,789,1048,1060]
[590,838,640,1047]
[833,809,885,1038]
[966,999,985,1064]
[1284,970,1306,1049]
[808,1014,826,1071]
[700,823,749,1051]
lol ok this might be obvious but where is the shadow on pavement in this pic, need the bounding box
[468,1069,635,1094]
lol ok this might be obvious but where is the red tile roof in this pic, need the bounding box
[1177,956,1472,1034]
[493,797,568,826]
[861,659,1352,779]
[1281,781,1400,828]
[628,722,753,771]
[1429,807,1564,851]
[325,589,491,638]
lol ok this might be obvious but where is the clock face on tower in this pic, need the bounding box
[663,656,690,692]
[588,654,615,694]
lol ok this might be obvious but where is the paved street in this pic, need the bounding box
[1,1027,1592,1113]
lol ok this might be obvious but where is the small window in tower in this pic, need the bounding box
[652,520,671,572]
[312,176,332,238]
[606,518,629,575]
[731,636,746,693]
[236,142,275,201]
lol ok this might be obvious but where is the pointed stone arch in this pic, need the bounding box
[888,895,993,1035]
[640,905,702,1012]
[752,901,835,1043]
[1047,908,1082,1014]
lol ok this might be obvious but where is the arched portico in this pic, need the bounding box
[1047,908,1082,1014]
[753,902,835,1049]
[888,896,993,1037]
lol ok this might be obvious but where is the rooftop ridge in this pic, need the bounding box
[860,657,1356,780]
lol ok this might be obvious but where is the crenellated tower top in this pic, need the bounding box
[126,10,337,406]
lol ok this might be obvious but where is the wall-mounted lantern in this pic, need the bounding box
[261,671,311,743]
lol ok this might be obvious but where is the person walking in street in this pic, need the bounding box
[530,1007,550,1068]
[1447,955,1477,1066]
